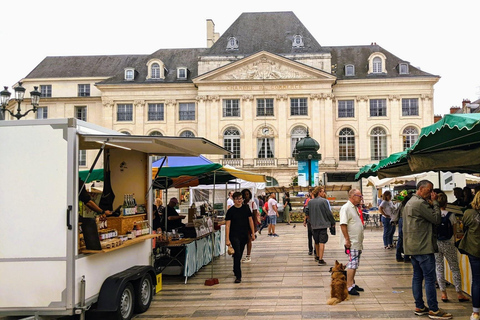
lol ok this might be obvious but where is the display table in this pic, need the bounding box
[153,229,224,283]
[81,234,159,254]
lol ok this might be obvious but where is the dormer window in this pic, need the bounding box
[226,37,238,50]
[345,64,355,76]
[146,59,165,80]
[151,63,160,79]
[177,67,187,80]
[124,68,135,81]
[399,63,409,75]
[292,35,304,48]
[368,52,387,74]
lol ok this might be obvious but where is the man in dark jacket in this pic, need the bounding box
[305,186,335,266]
[403,180,452,319]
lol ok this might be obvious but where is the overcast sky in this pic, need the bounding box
[1,0,478,115]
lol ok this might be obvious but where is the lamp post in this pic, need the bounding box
[0,82,41,120]
[295,128,321,187]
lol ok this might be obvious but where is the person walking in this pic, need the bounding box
[340,188,365,296]
[304,186,335,266]
[267,193,279,237]
[403,180,452,319]
[241,189,258,263]
[283,192,292,225]
[225,191,256,283]
[379,190,396,249]
[457,191,480,320]
[303,191,315,255]
[434,192,469,303]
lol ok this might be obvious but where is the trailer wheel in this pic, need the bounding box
[134,273,154,313]
[115,282,135,320]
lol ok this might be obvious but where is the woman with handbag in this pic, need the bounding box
[225,191,256,283]
[458,191,480,320]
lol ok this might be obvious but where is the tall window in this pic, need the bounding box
[223,127,240,159]
[339,128,355,161]
[151,63,160,79]
[370,99,387,117]
[291,126,307,157]
[79,150,86,166]
[40,85,52,97]
[370,127,387,160]
[177,68,187,79]
[75,106,87,121]
[223,99,240,117]
[338,100,355,118]
[78,84,90,97]
[117,104,133,121]
[256,98,274,116]
[36,107,48,119]
[148,103,164,121]
[179,103,195,121]
[257,137,274,158]
[290,98,308,116]
[399,63,409,74]
[402,98,419,116]
[373,57,382,73]
[180,130,195,137]
[403,126,419,150]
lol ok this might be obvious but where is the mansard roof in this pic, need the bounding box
[203,11,326,56]
[327,44,438,79]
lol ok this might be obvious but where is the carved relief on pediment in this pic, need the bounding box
[216,57,316,80]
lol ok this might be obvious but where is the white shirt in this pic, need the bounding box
[227,198,234,209]
[267,198,278,216]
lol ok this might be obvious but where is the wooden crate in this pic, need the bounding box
[107,214,146,235]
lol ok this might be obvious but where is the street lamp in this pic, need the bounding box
[1,82,41,120]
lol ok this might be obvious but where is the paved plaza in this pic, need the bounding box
[137,223,473,319]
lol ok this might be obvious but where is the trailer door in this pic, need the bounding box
[0,120,74,312]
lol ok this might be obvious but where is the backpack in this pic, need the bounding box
[437,212,454,241]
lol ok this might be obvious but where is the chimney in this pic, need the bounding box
[450,106,461,114]
[434,114,443,123]
[462,99,471,113]
[206,19,220,48]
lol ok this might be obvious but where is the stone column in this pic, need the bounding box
[322,93,336,165]
[165,99,176,136]
[134,100,145,134]
[356,96,369,164]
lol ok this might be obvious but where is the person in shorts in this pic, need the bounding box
[304,186,335,266]
[267,193,279,236]
[340,189,365,296]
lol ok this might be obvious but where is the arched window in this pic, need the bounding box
[224,127,240,159]
[149,131,163,136]
[403,126,418,150]
[257,128,274,159]
[339,128,355,161]
[373,57,382,73]
[151,63,160,79]
[121,131,131,135]
[180,130,195,138]
[370,127,386,160]
[291,126,307,157]
[266,176,279,187]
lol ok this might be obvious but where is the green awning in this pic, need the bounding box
[79,168,104,183]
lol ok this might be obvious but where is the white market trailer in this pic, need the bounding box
[0,118,228,319]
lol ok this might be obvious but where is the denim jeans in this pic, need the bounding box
[307,222,314,253]
[469,254,480,313]
[230,235,248,280]
[396,218,405,260]
[381,216,394,246]
[411,254,438,312]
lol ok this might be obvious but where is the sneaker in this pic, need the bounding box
[428,308,452,319]
[414,307,429,316]
[234,278,241,283]
[242,256,251,263]
[348,287,360,296]
[308,251,313,255]
[315,256,319,261]
[318,259,326,266]
[268,233,273,236]
[354,284,364,292]
[470,313,480,320]
[273,233,279,237]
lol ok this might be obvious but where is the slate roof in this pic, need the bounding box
[203,11,327,56]
[23,12,438,84]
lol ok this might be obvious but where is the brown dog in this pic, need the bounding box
[326,260,349,305]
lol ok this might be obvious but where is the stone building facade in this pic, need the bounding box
[5,12,439,201]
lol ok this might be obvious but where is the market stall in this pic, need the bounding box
[355,113,480,295]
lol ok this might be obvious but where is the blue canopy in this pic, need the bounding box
[152,155,212,167]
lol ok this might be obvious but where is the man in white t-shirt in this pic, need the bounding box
[267,193,279,237]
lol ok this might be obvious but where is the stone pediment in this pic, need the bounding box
[195,51,335,83]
